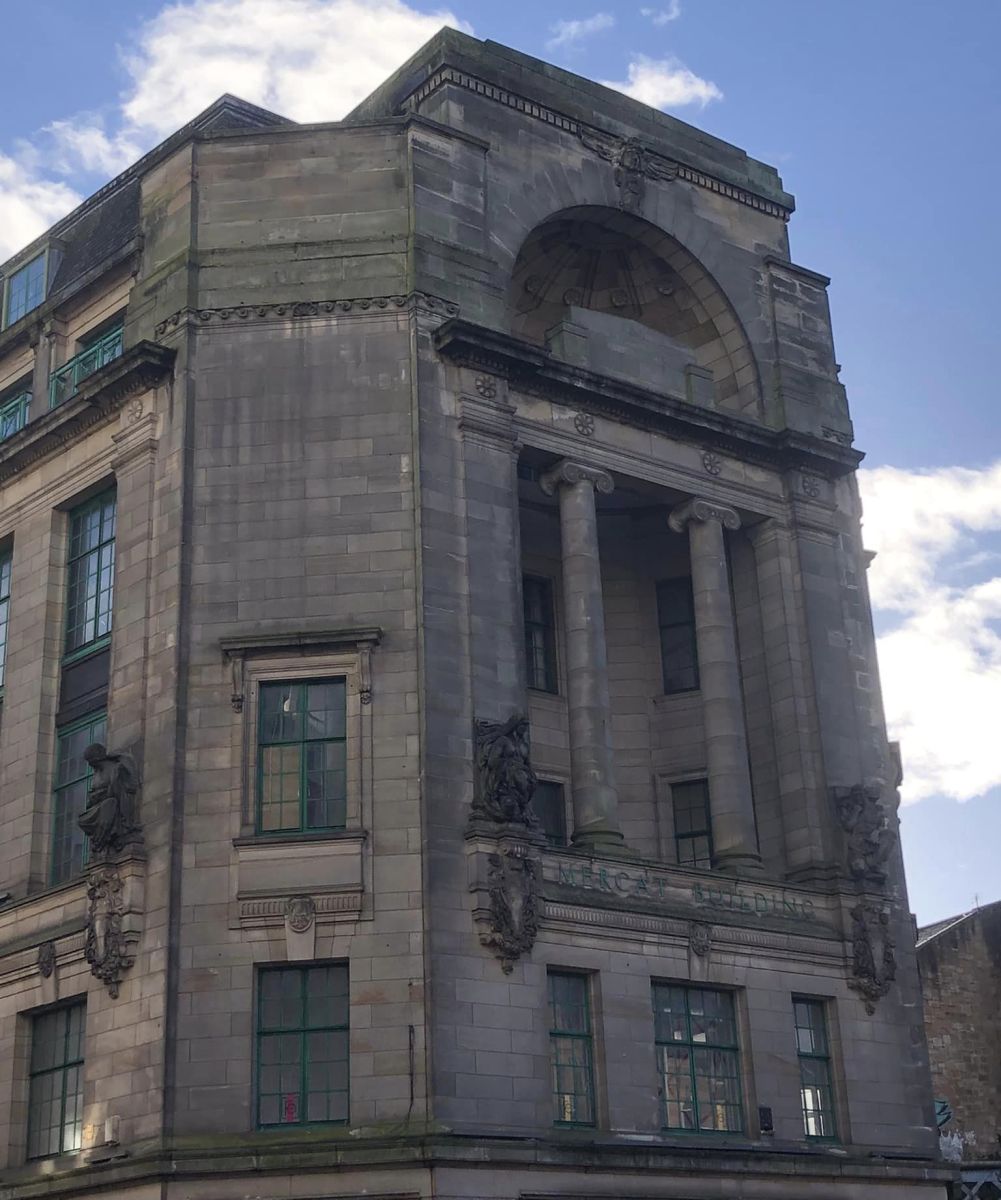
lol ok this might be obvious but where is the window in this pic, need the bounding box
[523,575,558,693]
[49,322,125,409]
[1,386,30,441]
[652,984,743,1133]
[257,679,347,833]
[794,998,837,1139]
[65,491,116,659]
[672,779,712,868]
[0,549,10,692]
[548,971,595,1125]
[51,712,107,884]
[257,965,349,1127]
[656,578,699,694]
[27,1003,85,1159]
[4,254,46,328]
[534,780,568,847]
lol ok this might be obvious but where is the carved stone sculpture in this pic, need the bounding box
[690,921,713,958]
[471,715,539,828]
[847,901,896,1014]
[85,865,134,998]
[833,782,896,886]
[78,744,142,857]
[478,849,539,973]
[284,895,315,933]
[580,129,678,212]
[37,940,56,978]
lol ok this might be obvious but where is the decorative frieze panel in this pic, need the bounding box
[232,834,366,931]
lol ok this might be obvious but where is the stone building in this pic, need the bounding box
[919,901,1001,1168]
[0,29,950,1200]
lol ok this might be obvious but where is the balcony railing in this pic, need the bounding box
[49,325,124,409]
[0,390,30,442]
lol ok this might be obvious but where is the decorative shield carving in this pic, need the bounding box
[37,941,56,979]
[85,866,133,999]
[284,895,316,933]
[848,901,897,1013]
[478,849,540,974]
[690,921,713,957]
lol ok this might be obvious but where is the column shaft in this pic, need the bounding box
[541,461,622,849]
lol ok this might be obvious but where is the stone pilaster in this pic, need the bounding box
[669,497,760,872]
[540,459,622,849]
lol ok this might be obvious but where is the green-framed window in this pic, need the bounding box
[672,779,712,868]
[256,965,349,1127]
[4,253,46,328]
[49,323,125,409]
[51,711,107,885]
[257,679,347,834]
[65,491,116,659]
[653,983,743,1133]
[0,548,10,692]
[27,1002,85,1159]
[656,577,699,694]
[533,780,568,847]
[794,997,837,1139]
[523,574,558,693]
[1,389,30,441]
[548,971,595,1126]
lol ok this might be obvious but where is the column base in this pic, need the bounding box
[571,823,626,854]
[712,851,765,876]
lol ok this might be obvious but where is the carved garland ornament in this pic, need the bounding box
[848,901,896,1014]
[478,849,540,974]
[84,866,133,999]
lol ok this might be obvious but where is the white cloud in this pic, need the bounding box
[601,54,722,108]
[859,461,1001,805]
[640,1,682,25]
[547,12,615,49]
[1,0,465,262]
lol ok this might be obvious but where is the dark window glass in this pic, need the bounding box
[794,998,837,1139]
[0,549,10,690]
[257,965,349,1127]
[652,984,743,1133]
[27,1003,85,1159]
[257,679,347,833]
[523,575,558,693]
[6,254,46,327]
[549,972,595,1125]
[533,780,568,847]
[0,385,30,441]
[65,491,116,657]
[672,779,712,868]
[51,711,107,884]
[656,578,699,693]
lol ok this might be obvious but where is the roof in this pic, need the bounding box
[917,899,1001,949]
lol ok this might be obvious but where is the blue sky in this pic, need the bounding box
[1,0,998,924]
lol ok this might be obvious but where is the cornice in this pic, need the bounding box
[435,319,863,479]
[401,67,794,221]
[0,342,174,484]
[153,291,459,338]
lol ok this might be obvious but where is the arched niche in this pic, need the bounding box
[508,207,762,419]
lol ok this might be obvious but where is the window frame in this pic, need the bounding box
[522,573,559,694]
[256,677,349,836]
[63,489,116,663]
[548,970,596,1127]
[533,778,570,848]
[50,710,107,885]
[652,982,744,1135]
[255,963,349,1129]
[26,1000,86,1160]
[0,379,32,442]
[793,996,839,1141]
[3,251,48,330]
[655,576,700,695]
[0,545,10,696]
[670,778,713,869]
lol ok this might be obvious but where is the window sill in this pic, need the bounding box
[234,830,366,849]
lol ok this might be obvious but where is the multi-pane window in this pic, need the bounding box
[27,1003,85,1159]
[65,491,116,658]
[1,386,30,441]
[656,578,699,694]
[548,971,595,1125]
[257,965,349,1127]
[653,984,743,1133]
[4,254,46,328]
[0,549,10,692]
[533,780,568,847]
[51,712,107,884]
[523,575,558,693]
[794,998,837,1139]
[672,779,712,868]
[257,679,347,833]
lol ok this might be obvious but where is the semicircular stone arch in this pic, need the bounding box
[508,206,762,419]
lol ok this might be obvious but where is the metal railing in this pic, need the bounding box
[48,325,124,409]
[0,390,30,441]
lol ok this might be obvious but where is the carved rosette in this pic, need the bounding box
[477,847,540,974]
[833,782,896,887]
[847,901,897,1014]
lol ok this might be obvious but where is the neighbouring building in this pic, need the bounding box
[0,29,951,1200]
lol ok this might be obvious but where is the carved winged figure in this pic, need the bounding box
[472,715,539,828]
[78,744,142,856]
[833,782,895,885]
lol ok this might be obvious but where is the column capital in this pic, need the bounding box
[539,458,614,497]
[668,496,740,534]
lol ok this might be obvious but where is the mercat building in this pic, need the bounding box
[0,29,950,1200]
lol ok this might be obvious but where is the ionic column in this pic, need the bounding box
[669,498,761,872]
[540,460,623,850]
